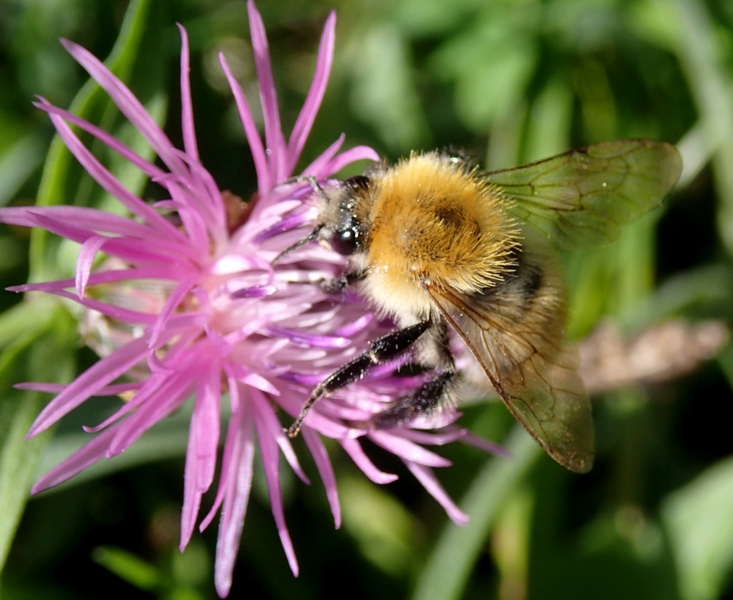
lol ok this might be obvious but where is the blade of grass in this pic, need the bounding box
[412,425,541,600]
[0,0,152,576]
[0,300,76,571]
[671,0,733,254]
[29,0,152,281]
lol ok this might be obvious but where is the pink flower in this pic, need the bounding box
[0,2,496,596]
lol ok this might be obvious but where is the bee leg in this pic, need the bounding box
[370,370,454,429]
[320,269,365,296]
[285,320,432,437]
[278,174,328,198]
[433,317,455,370]
[370,317,455,428]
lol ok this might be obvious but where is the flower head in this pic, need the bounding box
[0,2,495,596]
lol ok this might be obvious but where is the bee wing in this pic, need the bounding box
[427,285,594,473]
[486,139,682,249]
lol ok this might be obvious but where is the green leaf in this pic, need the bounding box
[523,77,573,164]
[0,0,153,578]
[669,0,733,254]
[92,546,161,591]
[0,299,76,572]
[344,23,430,152]
[29,0,153,282]
[662,456,733,600]
[412,426,542,600]
[0,132,47,208]
[341,474,416,576]
[34,402,193,491]
[429,11,538,133]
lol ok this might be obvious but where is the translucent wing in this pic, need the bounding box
[427,272,594,473]
[486,139,683,249]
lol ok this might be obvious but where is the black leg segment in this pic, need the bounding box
[370,370,454,429]
[320,269,366,296]
[285,320,432,437]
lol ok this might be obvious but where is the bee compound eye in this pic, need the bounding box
[330,225,360,255]
[344,175,370,191]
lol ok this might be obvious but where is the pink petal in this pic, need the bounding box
[340,437,398,484]
[301,134,344,178]
[181,359,221,549]
[240,372,279,395]
[15,381,142,395]
[201,371,243,530]
[177,24,198,161]
[181,446,205,550]
[47,112,175,231]
[302,427,341,528]
[214,394,255,598]
[286,11,336,174]
[39,265,185,288]
[33,288,158,324]
[26,212,193,267]
[458,430,511,457]
[247,0,287,182]
[148,273,199,347]
[83,372,169,433]
[32,424,121,493]
[61,38,186,176]
[184,158,228,239]
[76,235,109,297]
[404,462,469,525]
[219,53,268,191]
[321,145,380,177]
[369,430,452,467]
[0,205,181,244]
[27,336,152,436]
[333,314,374,337]
[193,361,222,492]
[0,206,194,257]
[107,356,198,457]
[167,182,210,256]
[251,392,308,484]
[34,99,177,204]
[252,391,299,576]
[394,427,467,445]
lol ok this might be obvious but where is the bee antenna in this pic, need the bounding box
[271,176,332,265]
[279,175,330,201]
[272,224,323,264]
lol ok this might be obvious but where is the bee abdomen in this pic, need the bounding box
[474,246,546,310]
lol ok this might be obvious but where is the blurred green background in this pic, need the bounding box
[2,0,733,598]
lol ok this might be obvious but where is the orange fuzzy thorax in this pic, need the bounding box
[359,153,519,320]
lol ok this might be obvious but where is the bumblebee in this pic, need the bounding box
[280,140,682,473]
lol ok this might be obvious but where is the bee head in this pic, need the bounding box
[273,175,371,263]
[324,175,370,256]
